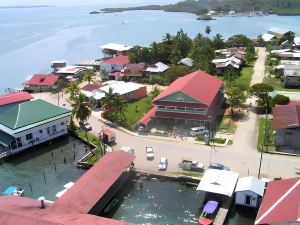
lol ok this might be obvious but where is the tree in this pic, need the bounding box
[149,86,163,99]
[224,68,239,87]
[128,46,141,63]
[65,81,79,100]
[163,65,191,84]
[71,93,93,154]
[83,70,93,84]
[114,96,128,122]
[100,69,108,80]
[190,44,215,73]
[101,87,119,121]
[249,83,274,112]
[212,33,225,50]
[205,25,211,36]
[226,34,252,47]
[273,94,290,105]
[245,42,256,64]
[226,86,247,114]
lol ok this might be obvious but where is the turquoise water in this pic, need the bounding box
[0,136,88,200]
[0,5,300,92]
[105,176,256,225]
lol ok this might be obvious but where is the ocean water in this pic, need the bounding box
[0,5,300,92]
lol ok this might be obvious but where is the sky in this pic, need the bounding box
[0,0,179,7]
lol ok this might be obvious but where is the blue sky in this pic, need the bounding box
[0,0,178,7]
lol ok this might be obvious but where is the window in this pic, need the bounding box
[39,130,43,134]
[177,107,185,111]
[46,127,51,135]
[26,133,33,140]
[52,125,57,133]
[167,106,175,110]
[61,121,65,126]
[158,106,166,109]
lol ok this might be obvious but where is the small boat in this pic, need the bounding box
[103,198,119,214]
[198,200,219,225]
[3,186,24,197]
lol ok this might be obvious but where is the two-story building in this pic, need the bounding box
[139,70,224,130]
[100,55,129,80]
[0,99,71,159]
[23,74,59,92]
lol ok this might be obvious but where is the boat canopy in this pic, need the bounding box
[203,201,219,214]
[3,187,17,195]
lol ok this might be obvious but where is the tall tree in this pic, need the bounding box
[71,93,93,153]
[226,34,252,47]
[101,87,119,121]
[249,83,274,112]
[114,96,128,122]
[224,68,239,87]
[83,70,93,84]
[100,69,108,80]
[65,81,79,100]
[245,42,256,64]
[212,33,225,50]
[205,25,211,36]
[226,86,247,114]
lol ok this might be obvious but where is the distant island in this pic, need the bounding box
[100,0,300,16]
[0,5,53,9]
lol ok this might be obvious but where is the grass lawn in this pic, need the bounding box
[263,77,300,92]
[118,96,153,129]
[257,118,275,152]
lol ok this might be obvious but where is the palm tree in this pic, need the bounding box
[83,70,94,84]
[100,69,108,81]
[71,93,93,153]
[149,86,162,99]
[65,81,79,100]
[163,33,172,44]
[114,96,128,122]
[101,87,119,121]
[205,25,211,36]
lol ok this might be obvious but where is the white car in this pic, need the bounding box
[120,146,134,155]
[191,160,204,170]
[158,157,168,171]
[190,126,209,136]
[146,147,154,160]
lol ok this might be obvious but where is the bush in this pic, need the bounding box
[273,94,290,105]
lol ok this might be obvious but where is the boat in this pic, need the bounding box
[89,11,100,14]
[198,200,219,225]
[103,198,119,214]
[3,186,24,197]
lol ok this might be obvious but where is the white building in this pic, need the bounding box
[56,66,87,78]
[145,62,169,75]
[235,176,265,208]
[0,99,71,159]
[179,58,193,67]
[100,55,129,75]
[101,43,133,57]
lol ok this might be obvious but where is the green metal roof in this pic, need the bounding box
[0,99,70,130]
[0,130,14,147]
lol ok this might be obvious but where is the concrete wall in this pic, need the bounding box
[8,116,70,155]
[275,128,300,149]
[235,190,259,208]
[132,86,147,100]
[101,64,124,73]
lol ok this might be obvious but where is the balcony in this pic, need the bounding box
[157,106,207,115]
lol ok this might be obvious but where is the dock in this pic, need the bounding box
[213,197,231,225]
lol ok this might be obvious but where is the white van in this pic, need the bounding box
[120,146,134,155]
[158,157,168,171]
[190,126,209,136]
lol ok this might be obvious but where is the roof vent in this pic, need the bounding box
[38,196,45,209]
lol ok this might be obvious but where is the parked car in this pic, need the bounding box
[158,157,168,171]
[79,121,92,131]
[208,163,230,171]
[190,126,209,136]
[146,147,154,160]
[120,146,134,155]
[181,160,204,172]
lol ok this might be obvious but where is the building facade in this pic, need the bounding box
[0,100,71,159]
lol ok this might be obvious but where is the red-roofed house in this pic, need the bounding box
[255,177,300,225]
[272,104,300,149]
[0,91,33,114]
[0,151,136,225]
[24,74,59,92]
[101,55,129,80]
[139,70,224,130]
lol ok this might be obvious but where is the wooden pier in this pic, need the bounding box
[213,197,231,225]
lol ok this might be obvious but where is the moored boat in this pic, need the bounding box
[3,186,24,197]
[198,200,219,225]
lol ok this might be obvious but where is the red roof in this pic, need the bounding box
[103,55,129,65]
[0,151,135,225]
[272,105,300,129]
[0,91,33,106]
[82,83,102,92]
[153,70,223,105]
[255,177,300,224]
[288,100,300,106]
[25,74,59,86]
[53,151,134,214]
[138,106,157,126]
[103,128,114,136]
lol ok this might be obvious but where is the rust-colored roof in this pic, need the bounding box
[272,105,300,129]
[103,55,129,65]
[153,70,223,106]
[53,151,134,214]
[0,91,33,106]
[25,74,59,86]
[255,177,300,225]
[138,106,157,126]
[0,151,136,225]
[82,83,102,92]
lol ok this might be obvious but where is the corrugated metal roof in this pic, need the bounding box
[272,105,300,130]
[255,177,300,225]
[103,55,129,65]
[25,74,59,86]
[0,99,70,130]
[0,92,33,106]
[154,70,223,106]
[138,106,157,126]
[101,43,132,51]
[52,151,135,214]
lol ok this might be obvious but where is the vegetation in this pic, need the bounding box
[149,86,163,99]
[65,81,80,100]
[273,94,290,105]
[83,70,94,84]
[217,115,237,134]
[257,118,275,152]
[249,83,274,111]
[195,136,226,144]
[226,86,247,114]
[101,0,300,16]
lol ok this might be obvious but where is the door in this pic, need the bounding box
[245,195,251,205]
[285,132,292,147]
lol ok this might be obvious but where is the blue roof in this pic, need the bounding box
[3,186,17,195]
[203,200,219,214]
